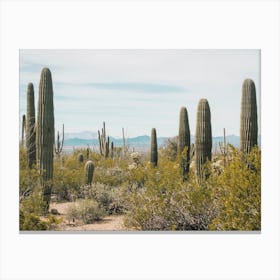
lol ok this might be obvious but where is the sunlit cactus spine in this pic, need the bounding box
[240,79,258,154]
[195,99,212,181]
[78,153,84,163]
[36,68,54,213]
[85,160,94,186]
[26,83,36,168]
[177,107,191,179]
[150,128,158,167]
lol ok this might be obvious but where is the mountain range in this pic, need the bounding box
[63,131,261,152]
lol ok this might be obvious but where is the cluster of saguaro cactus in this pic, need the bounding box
[36,68,55,213]
[177,107,191,179]
[54,124,64,157]
[195,99,212,181]
[240,79,258,154]
[21,65,259,209]
[85,160,94,185]
[26,83,36,168]
[98,121,114,158]
[150,128,158,167]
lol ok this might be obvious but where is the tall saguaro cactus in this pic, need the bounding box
[240,79,258,154]
[26,83,36,168]
[177,107,191,179]
[195,99,212,181]
[36,68,54,212]
[150,128,158,167]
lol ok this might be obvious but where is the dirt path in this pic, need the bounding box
[50,202,131,231]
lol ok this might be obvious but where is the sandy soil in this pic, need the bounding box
[49,202,130,231]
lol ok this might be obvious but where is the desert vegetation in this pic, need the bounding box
[19,68,260,231]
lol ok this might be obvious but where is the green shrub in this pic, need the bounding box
[20,209,62,230]
[66,199,106,224]
[124,168,217,230]
[209,146,261,230]
[19,146,41,200]
[20,209,49,230]
[92,183,125,214]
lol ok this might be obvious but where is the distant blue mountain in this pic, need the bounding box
[63,134,261,151]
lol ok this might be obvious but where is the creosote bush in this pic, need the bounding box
[66,199,106,224]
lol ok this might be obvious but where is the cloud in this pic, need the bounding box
[60,82,186,93]
[19,49,261,137]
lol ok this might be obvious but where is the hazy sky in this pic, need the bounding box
[19,49,260,138]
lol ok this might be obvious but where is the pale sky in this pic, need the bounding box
[19,49,260,138]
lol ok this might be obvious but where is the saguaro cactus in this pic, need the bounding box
[36,68,54,212]
[26,83,36,168]
[54,124,64,157]
[195,99,212,181]
[110,142,114,158]
[150,128,158,167]
[21,114,26,145]
[98,121,111,158]
[177,107,191,179]
[240,79,258,154]
[85,160,94,186]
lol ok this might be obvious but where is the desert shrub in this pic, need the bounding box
[52,153,88,201]
[92,183,125,214]
[20,188,46,215]
[20,188,63,230]
[65,203,80,223]
[159,136,178,161]
[80,183,126,215]
[209,146,261,230]
[20,146,63,229]
[19,146,41,200]
[124,147,260,231]
[20,208,62,231]
[65,199,106,224]
[94,166,125,186]
[20,209,48,230]
[124,167,217,230]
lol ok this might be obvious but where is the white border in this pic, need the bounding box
[0,1,279,280]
